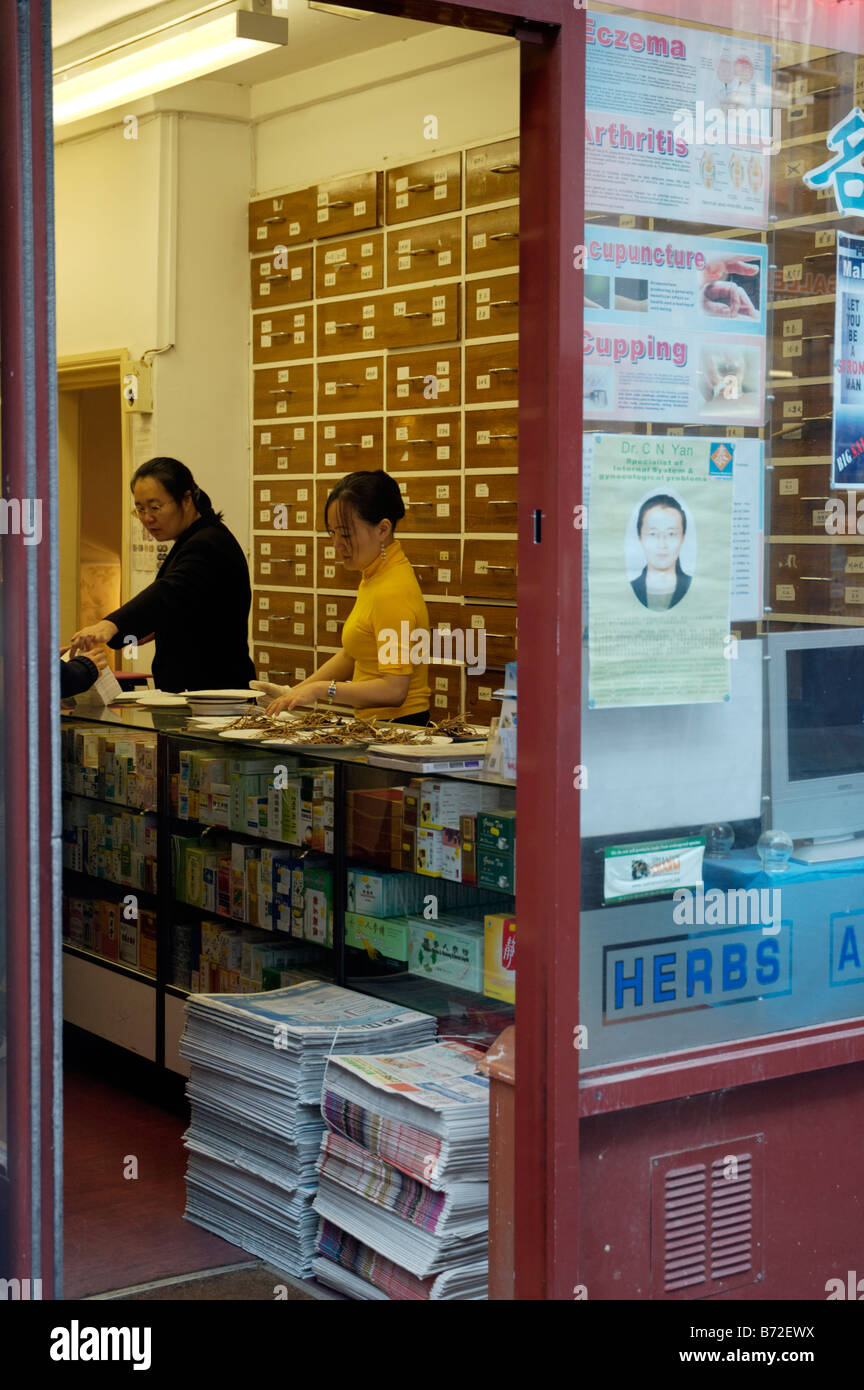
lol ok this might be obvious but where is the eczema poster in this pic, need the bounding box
[585,12,772,227]
[832,230,864,488]
[582,226,767,426]
[587,434,734,708]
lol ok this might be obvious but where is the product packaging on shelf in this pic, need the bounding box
[406,912,486,993]
[483,912,516,1002]
[345,911,411,967]
[478,848,516,894]
[119,917,139,968]
[477,809,516,854]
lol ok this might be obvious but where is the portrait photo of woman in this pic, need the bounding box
[628,493,694,612]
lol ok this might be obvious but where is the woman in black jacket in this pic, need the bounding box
[70,458,255,692]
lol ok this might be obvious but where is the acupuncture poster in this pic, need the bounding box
[582,226,767,426]
[585,12,772,227]
[587,434,734,708]
[832,231,864,488]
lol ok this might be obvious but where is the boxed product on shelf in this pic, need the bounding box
[484,912,516,1003]
[119,917,139,968]
[441,826,462,882]
[244,941,302,984]
[415,778,500,831]
[303,861,333,946]
[478,848,516,894]
[272,848,305,935]
[416,826,443,877]
[346,867,433,918]
[347,788,403,867]
[93,899,119,960]
[139,908,158,974]
[477,809,516,854]
[460,814,477,885]
[401,826,417,873]
[406,912,486,993]
[345,911,411,967]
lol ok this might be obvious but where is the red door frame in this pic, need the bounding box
[0,0,62,1299]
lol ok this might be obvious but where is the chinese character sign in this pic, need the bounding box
[804,108,864,216]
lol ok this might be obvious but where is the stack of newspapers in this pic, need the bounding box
[180,981,437,1278]
[311,1041,491,1299]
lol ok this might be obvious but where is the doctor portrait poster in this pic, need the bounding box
[588,434,734,708]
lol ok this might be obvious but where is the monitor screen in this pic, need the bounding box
[787,645,864,782]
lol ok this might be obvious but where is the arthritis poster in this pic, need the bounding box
[585,12,772,227]
[832,231,864,488]
[587,434,733,708]
[582,226,767,426]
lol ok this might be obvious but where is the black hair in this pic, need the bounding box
[324,469,405,534]
[131,457,222,520]
[636,494,687,537]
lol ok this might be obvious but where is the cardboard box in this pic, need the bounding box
[441,826,462,882]
[119,918,139,968]
[303,863,333,946]
[460,814,477,885]
[139,908,158,975]
[401,826,417,873]
[346,868,431,918]
[478,848,516,894]
[416,826,442,877]
[478,809,516,854]
[484,912,516,1003]
[407,914,485,993]
[345,911,411,966]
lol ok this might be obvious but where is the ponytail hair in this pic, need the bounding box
[131,457,222,521]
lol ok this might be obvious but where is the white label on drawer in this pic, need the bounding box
[438,568,451,582]
[783,318,803,337]
[260,432,271,444]
[478,686,492,701]
[325,452,336,467]
[813,509,829,525]
[396,177,408,192]
[259,654,269,666]
[295,667,307,681]
[261,263,271,276]
[258,596,270,609]
[259,619,270,634]
[436,485,450,499]
[475,559,489,574]
[259,509,271,523]
[278,369,291,382]
[433,295,446,311]
[325,321,336,335]
[476,429,491,444]
[325,565,336,578]
[439,550,450,560]
[397,383,409,396]
[261,561,271,574]
[355,201,366,216]
[471,614,485,628]
[394,301,406,316]
[361,265,373,279]
[815,229,836,248]
[326,602,338,616]
[289,221,300,236]
[477,306,491,321]
[296,543,306,556]
[437,361,450,375]
[436,446,450,460]
[366,366,378,379]
[437,423,450,436]
[362,304,375,318]
[260,334,272,348]
[277,457,288,470]
[362,326,375,340]
[296,510,307,524]
[294,622,304,635]
[261,320,273,333]
[276,401,287,413]
[438,251,451,266]
[784,400,803,418]
[473,233,487,249]
[317,208,330,222]
[438,379,449,392]
[325,382,337,394]
[260,488,271,502]
[398,256,411,270]
[436,503,450,517]
[779,477,799,495]
[395,426,409,441]
[294,601,305,613]
[325,272,336,286]
[783,340,803,357]
[434,694,448,708]
[399,481,408,492]
[259,283,271,296]
[477,288,491,303]
[396,193,409,209]
[475,482,490,496]
[776,584,794,600]
[361,434,373,447]
[434,184,447,199]
[325,247,347,264]
[435,678,449,692]
[361,243,373,257]
[326,620,338,632]
[295,331,305,344]
[291,266,302,280]
[257,226,267,240]
[432,312,445,327]
[783,263,802,283]
[477,374,491,390]
[726,428,743,438]
[434,167,447,183]
[325,546,335,559]
[324,425,336,438]
[397,365,410,379]
[294,425,305,438]
[398,239,411,253]
[848,555,864,573]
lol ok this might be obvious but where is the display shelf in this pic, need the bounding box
[61,941,156,985]
[62,789,154,816]
[62,866,157,899]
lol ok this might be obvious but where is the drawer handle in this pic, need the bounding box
[337,261,359,270]
[332,380,362,389]
[476,631,512,638]
[490,232,519,242]
[803,250,833,261]
[266,444,296,450]
[267,388,295,395]
[411,563,435,570]
[333,322,361,330]
[483,564,516,572]
[771,414,831,436]
[488,366,518,374]
[264,273,290,282]
[403,311,431,319]
[489,431,518,440]
[490,162,520,174]
[406,247,435,257]
[326,199,352,208]
[406,500,434,507]
[487,499,514,505]
[406,182,434,192]
[263,557,295,565]
[489,299,519,308]
[268,331,294,339]
[399,437,435,445]
[334,441,360,448]
[263,614,300,621]
[261,215,286,224]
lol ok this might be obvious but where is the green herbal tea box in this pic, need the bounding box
[303,864,333,946]
[477,810,516,855]
[406,914,485,993]
[478,848,516,894]
[346,868,430,918]
[345,911,411,966]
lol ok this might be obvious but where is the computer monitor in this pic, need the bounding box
[767,628,864,859]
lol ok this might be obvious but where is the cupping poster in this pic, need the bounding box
[832,231,864,488]
[582,225,767,426]
[585,12,773,228]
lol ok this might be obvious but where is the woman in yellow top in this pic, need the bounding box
[256,470,431,723]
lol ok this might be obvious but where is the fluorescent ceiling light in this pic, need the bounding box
[53,5,289,125]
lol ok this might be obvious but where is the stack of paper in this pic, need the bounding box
[312,1041,490,1299]
[180,982,437,1277]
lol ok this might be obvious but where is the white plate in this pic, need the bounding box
[138,693,189,707]
[366,736,453,755]
[181,688,260,700]
[217,726,278,740]
[186,716,237,729]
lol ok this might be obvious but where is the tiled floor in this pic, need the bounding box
[63,1060,257,1299]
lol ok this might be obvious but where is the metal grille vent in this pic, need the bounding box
[651,1136,762,1299]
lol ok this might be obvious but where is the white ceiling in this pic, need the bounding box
[51,0,441,86]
